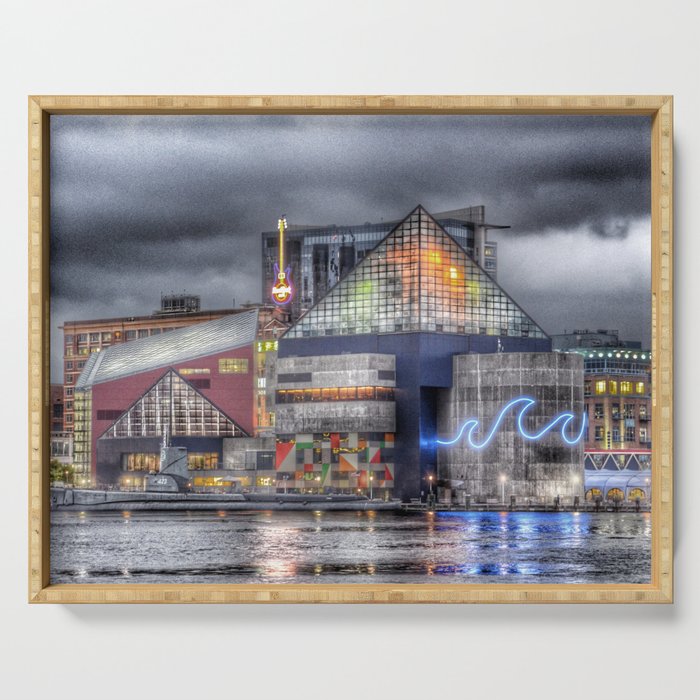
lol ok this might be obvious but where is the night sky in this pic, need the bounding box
[50,114,651,380]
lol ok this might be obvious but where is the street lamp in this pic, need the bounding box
[499,474,506,504]
[428,474,433,496]
[315,475,321,493]
[369,474,374,500]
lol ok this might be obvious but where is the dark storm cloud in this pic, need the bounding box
[50,114,651,378]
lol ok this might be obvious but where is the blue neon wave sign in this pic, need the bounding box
[436,396,587,449]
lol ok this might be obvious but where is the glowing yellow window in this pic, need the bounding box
[595,380,607,395]
[620,381,632,394]
[608,380,618,395]
[218,358,249,374]
[636,382,645,394]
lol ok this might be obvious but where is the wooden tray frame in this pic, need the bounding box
[28,95,673,603]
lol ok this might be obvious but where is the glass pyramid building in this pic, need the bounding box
[285,206,546,340]
[102,370,247,439]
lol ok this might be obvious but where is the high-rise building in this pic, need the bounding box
[261,205,504,319]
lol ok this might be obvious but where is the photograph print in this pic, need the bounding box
[48,111,653,587]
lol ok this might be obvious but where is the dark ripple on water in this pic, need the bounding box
[50,510,651,584]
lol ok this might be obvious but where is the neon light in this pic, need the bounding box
[437,396,587,449]
[271,216,294,305]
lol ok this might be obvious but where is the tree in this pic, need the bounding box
[50,459,75,485]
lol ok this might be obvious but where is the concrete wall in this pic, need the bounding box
[438,352,585,502]
[223,436,276,469]
[273,353,396,433]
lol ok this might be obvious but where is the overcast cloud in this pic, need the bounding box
[50,115,651,379]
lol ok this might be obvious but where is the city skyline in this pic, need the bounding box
[50,114,651,379]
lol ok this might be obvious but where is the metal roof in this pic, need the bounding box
[75,308,259,389]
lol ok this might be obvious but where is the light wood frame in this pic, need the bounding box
[29,95,673,603]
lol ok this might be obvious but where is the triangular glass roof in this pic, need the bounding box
[284,206,546,339]
[102,370,248,439]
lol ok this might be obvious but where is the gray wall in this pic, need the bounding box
[273,353,396,433]
[438,352,585,502]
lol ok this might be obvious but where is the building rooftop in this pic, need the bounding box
[75,308,259,389]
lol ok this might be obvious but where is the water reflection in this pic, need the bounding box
[51,510,651,585]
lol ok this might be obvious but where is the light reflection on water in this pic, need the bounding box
[51,510,651,585]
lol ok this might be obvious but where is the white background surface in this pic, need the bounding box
[1,2,697,699]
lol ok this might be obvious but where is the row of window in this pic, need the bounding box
[276,386,395,404]
[122,452,221,472]
[66,327,180,347]
[587,403,649,420]
[593,426,650,443]
[584,380,647,396]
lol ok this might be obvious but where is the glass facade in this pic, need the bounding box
[285,207,545,339]
[73,389,92,478]
[103,370,246,439]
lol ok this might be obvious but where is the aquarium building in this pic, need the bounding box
[272,205,586,502]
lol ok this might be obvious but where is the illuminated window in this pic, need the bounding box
[636,382,645,394]
[187,453,219,470]
[608,380,618,395]
[219,358,249,374]
[65,347,74,357]
[640,427,648,443]
[594,426,605,441]
[594,404,604,419]
[101,332,112,342]
[123,453,159,472]
[620,381,632,394]
[595,381,606,395]
[179,368,211,375]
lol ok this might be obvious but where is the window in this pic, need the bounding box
[65,374,73,385]
[138,329,149,338]
[625,426,636,442]
[594,426,605,442]
[65,361,73,370]
[639,427,649,443]
[594,404,604,419]
[65,388,73,397]
[623,403,635,419]
[65,414,73,423]
[125,330,137,340]
[611,403,620,419]
[97,409,124,421]
[179,368,210,375]
[187,453,219,470]
[65,335,74,344]
[77,334,87,343]
[65,401,73,410]
[89,333,100,343]
[636,382,645,394]
[608,380,618,395]
[612,428,620,442]
[639,405,648,419]
[620,381,632,394]
[77,361,85,369]
[189,378,211,389]
[102,332,112,342]
[65,347,74,357]
[584,381,591,397]
[219,358,249,374]
[150,328,162,335]
[595,380,606,395]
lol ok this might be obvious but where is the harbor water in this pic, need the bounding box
[51,509,651,585]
